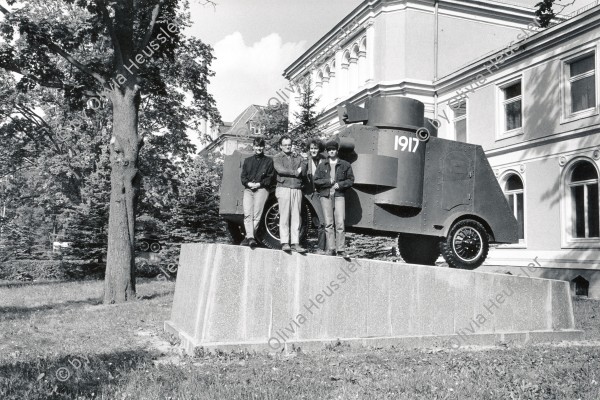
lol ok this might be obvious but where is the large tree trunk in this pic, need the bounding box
[103,87,141,304]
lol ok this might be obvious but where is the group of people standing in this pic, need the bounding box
[240,136,355,256]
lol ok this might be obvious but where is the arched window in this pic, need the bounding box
[349,44,359,91]
[567,161,599,238]
[503,173,524,240]
[341,51,351,95]
[359,37,367,84]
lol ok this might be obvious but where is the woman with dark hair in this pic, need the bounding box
[240,137,274,247]
[303,138,327,253]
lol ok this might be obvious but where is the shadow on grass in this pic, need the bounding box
[0,278,101,289]
[135,290,173,301]
[0,288,173,322]
[0,349,158,400]
[0,298,103,321]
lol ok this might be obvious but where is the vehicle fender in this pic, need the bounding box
[440,212,497,242]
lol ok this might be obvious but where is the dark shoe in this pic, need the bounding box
[329,250,337,256]
[281,243,291,252]
[291,244,307,253]
[248,238,258,248]
[337,251,347,258]
[240,238,250,246]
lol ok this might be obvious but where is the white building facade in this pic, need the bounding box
[283,0,600,296]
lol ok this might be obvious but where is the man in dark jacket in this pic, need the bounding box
[273,135,306,253]
[240,137,274,247]
[314,140,354,256]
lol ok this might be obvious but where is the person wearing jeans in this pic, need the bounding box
[240,138,274,247]
[273,135,306,253]
[314,140,354,256]
[301,138,327,254]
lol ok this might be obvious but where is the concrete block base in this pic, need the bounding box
[165,244,582,354]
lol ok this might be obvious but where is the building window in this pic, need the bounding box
[503,174,525,240]
[567,161,599,239]
[453,101,467,142]
[571,276,589,297]
[501,81,522,132]
[567,53,596,114]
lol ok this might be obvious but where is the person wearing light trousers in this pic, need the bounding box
[240,137,274,247]
[273,135,306,253]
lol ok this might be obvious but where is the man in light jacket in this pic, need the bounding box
[273,135,306,253]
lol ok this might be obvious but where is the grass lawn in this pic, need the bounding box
[1,278,600,399]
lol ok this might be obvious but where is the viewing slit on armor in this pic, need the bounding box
[240,138,274,248]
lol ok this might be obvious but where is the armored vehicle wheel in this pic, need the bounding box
[397,233,440,266]
[441,219,489,269]
[226,221,244,245]
[255,197,311,249]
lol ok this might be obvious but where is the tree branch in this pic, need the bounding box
[97,0,124,67]
[137,0,164,54]
[0,3,105,87]
[44,42,106,87]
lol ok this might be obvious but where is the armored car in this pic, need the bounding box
[219,97,519,268]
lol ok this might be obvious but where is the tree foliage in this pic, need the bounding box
[0,0,221,302]
[291,77,323,148]
[168,154,225,243]
[535,0,576,27]
[258,102,289,151]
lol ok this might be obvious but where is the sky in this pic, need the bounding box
[185,0,593,123]
[186,0,360,122]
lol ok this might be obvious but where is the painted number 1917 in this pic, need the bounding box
[394,135,419,152]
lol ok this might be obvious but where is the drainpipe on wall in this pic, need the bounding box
[433,0,439,121]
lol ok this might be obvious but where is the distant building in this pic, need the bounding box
[199,104,265,156]
[283,0,600,296]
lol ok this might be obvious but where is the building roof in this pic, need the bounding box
[283,0,538,82]
[228,104,265,136]
[435,3,600,94]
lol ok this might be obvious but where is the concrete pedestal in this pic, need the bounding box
[165,243,582,354]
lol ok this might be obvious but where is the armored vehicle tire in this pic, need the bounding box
[255,197,312,250]
[226,221,245,245]
[397,234,441,266]
[441,219,489,269]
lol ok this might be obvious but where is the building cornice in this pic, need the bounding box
[283,0,537,82]
[435,5,600,95]
[316,79,436,126]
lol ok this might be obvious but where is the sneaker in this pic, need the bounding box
[281,243,291,252]
[337,251,347,258]
[240,238,250,246]
[291,244,307,253]
[248,238,257,248]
